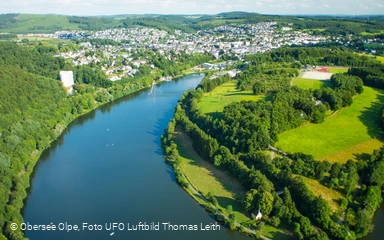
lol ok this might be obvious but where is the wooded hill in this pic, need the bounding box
[1,12,383,36]
[0,42,210,240]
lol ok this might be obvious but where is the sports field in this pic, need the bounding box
[301,71,333,80]
[277,87,384,163]
[197,80,265,116]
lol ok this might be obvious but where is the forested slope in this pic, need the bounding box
[0,44,78,240]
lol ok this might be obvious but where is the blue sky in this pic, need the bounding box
[1,0,383,16]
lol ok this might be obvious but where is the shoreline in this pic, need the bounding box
[17,82,154,235]
[161,124,273,240]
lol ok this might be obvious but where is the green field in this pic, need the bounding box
[300,176,342,212]
[173,127,249,222]
[277,87,384,163]
[361,30,384,36]
[197,80,265,116]
[18,36,69,44]
[377,56,384,64]
[293,78,333,90]
[328,68,348,73]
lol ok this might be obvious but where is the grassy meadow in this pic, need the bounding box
[197,80,265,116]
[328,68,348,73]
[277,87,384,163]
[293,78,333,90]
[173,127,249,222]
[300,176,343,212]
[376,56,384,64]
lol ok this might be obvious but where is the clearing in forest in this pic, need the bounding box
[277,87,384,163]
[197,80,265,116]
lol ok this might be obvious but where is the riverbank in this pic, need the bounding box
[161,119,291,239]
[172,127,291,239]
[7,81,154,239]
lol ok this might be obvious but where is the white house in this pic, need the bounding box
[59,71,74,94]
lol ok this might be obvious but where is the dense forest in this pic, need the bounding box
[0,42,209,240]
[162,47,384,239]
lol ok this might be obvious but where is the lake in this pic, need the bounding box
[22,74,251,240]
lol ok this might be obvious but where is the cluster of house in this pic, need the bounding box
[50,22,328,61]
[31,22,351,83]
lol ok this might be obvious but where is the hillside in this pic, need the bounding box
[1,12,384,35]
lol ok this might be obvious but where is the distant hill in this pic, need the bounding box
[1,12,383,36]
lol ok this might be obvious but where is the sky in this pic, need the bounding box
[0,0,383,16]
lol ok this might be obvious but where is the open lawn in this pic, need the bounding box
[328,68,348,73]
[376,56,384,64]
[197,80,265,116]
[262,224,292,240]
[173,127,249,222]
[293,78,333,90]
[300,176,343,212]
[18,36,69,44]
[277,87,384,163]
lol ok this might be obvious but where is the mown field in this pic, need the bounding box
[293,78,333,90]
[277,86,384,163]
[300,176,343,212]
[18,36,69,44]
[197,80,265,116]
[377,56,384,64]
[328,68,348,73]
[173,127,249,222]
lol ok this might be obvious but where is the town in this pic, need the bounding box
[18,22,331,81]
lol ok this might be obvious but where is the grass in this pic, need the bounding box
[293,78,333,90]
[173,127,249,223]
[262,225,292,240]
[300,176,343,212]
[361,30,384,36]
[376,56,384,64]
[18,36,69,44]
[328,68,348,73]
[277,87,384,163]
[197,80,265,116]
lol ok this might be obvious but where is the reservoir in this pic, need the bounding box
[22,74,250,240]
